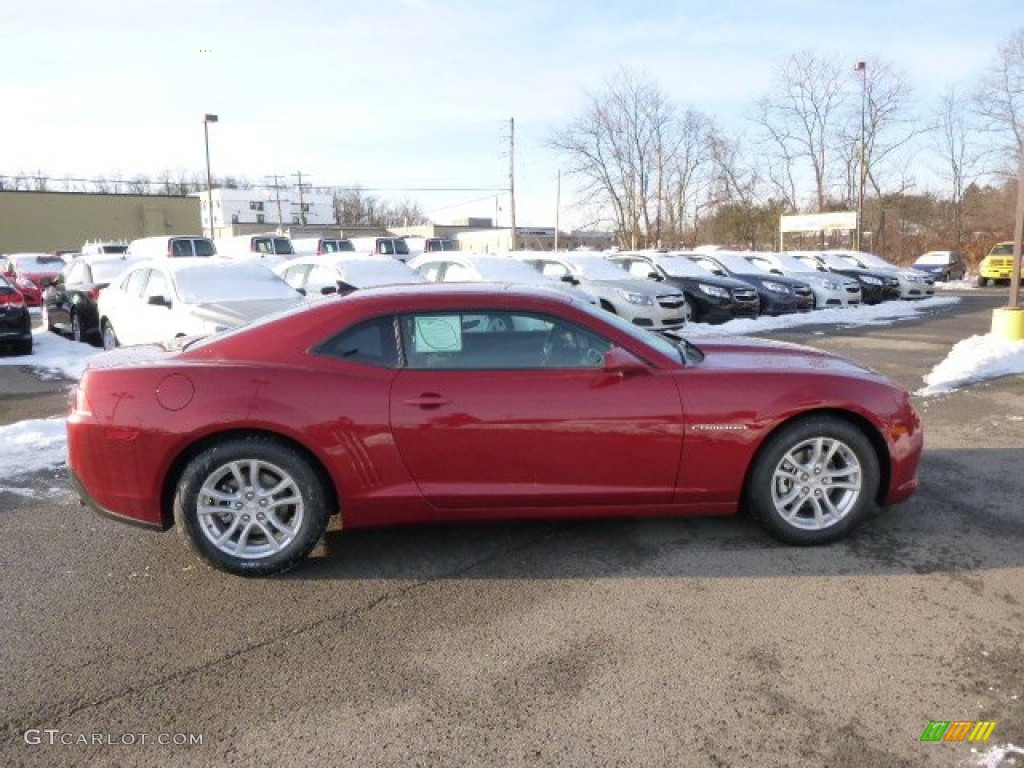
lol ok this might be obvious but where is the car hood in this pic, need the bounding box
[186,297,305,326]
[587,277,681,296]
[688,334,885,381]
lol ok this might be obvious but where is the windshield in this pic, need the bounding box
[990,243,1015,256]
[13,253,64,271]
[98,244,128,254]
[566,254,633,280]
[707,252,757,273]
[774,252,824,272]
[471,257,552,283]
[655,255,708,278]
[323,240,355,253]
[915,252,952,265]
[174,263,301,303]
[842,251,888,268]
[573,297,683,364]
[816,252,859,270]
[90,259,132,283]
[338,259,426,287]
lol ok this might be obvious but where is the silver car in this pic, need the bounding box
[406,253,599,306]
[817,250,934,300]
[740,251,862,308]
[513,252,689,330]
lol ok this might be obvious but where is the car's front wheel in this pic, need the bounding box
[745,416,879,545]
[173,437,332,576]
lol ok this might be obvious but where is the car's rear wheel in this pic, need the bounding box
[101,320,118,350]
[745,416,879,545]
[173,437,331,576]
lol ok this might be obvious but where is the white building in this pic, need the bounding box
[194,188,335,234]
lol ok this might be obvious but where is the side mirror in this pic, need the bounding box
[560,274,579,286]
[320,285,337,295]
[603,346,648,375]
[147,295,171,308]
[647,271,663,281]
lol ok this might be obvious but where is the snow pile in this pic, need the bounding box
[963,743,1024,767]
[918,333,1024,395]
[0,417,67,487]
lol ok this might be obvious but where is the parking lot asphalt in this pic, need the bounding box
[1,290,1022,768]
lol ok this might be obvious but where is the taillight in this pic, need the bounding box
[88,287,102,301]
[0,291,25,307]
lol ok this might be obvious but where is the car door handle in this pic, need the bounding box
[403,393,452,408]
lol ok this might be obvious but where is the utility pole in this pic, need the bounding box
[264,175,287,229]
[554,170,561,252]
[508,117,517,252]
[855,61,868,252]
[293,171,310,227]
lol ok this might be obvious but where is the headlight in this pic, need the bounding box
[762,280,789,294]
[698,283,730,299]
[903,273,923,283]
[813,277,841,290]
[861,276,882,285]
[617,290,653,305]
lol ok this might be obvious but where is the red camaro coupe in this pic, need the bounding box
[67,283,923,576]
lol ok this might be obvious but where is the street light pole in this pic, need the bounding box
[203,114,218,241]
[854,62,867,252]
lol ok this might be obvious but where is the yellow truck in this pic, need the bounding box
[977,241,1021,287]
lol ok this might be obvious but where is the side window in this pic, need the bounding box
[122,268,151,298]
[378,239,394,255]
[170,239,193,258]
[280,264,310,290]
[622,260,652,278]
[67,263,86,284]
[194,239,216,257]
[254,238,273,254]
[314,316,398,367]
[144,270,170,301]
[416,262,443,281]
[400,312,611,370]
[442,262,474,281]
[307,264,339,294]
[538,261,570,279]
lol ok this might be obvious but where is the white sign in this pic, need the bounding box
[780,212,857,233]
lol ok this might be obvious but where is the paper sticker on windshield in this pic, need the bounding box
[415,315,462,353]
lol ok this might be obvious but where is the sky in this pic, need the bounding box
[1,0,1021,228]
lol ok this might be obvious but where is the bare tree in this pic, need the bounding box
[549,68,680,248]
[929,84,984,244]
[753,50,848,212]
[973,27,1024,164]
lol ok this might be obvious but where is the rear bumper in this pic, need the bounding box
[70,469,169,531]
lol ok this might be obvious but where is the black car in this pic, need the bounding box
[792,253,900,304]
[46,255,133,344]
[606,252,760,324]
[682,252,815,315]
[0,273,33,355]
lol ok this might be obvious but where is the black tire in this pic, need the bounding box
[101,320,118,350]
[173,437,331,576]
[15,337,32,356]
[744,416,879,545]
[976,275,987,288]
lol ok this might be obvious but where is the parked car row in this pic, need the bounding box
[3,233,982,357]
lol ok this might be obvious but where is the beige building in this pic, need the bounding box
[0,191,201,253]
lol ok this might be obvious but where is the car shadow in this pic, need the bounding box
[285,446,1024,582]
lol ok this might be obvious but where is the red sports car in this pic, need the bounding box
[67,283,923,576]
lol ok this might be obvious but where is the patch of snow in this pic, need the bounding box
[0,417,67,481]
[962,744,1024,768]
[918,334,1024,395]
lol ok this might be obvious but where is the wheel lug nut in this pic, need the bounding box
[259,499,268,507]
[245,492,255,500]
[242,514,250,522]
[235,502,243,510]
